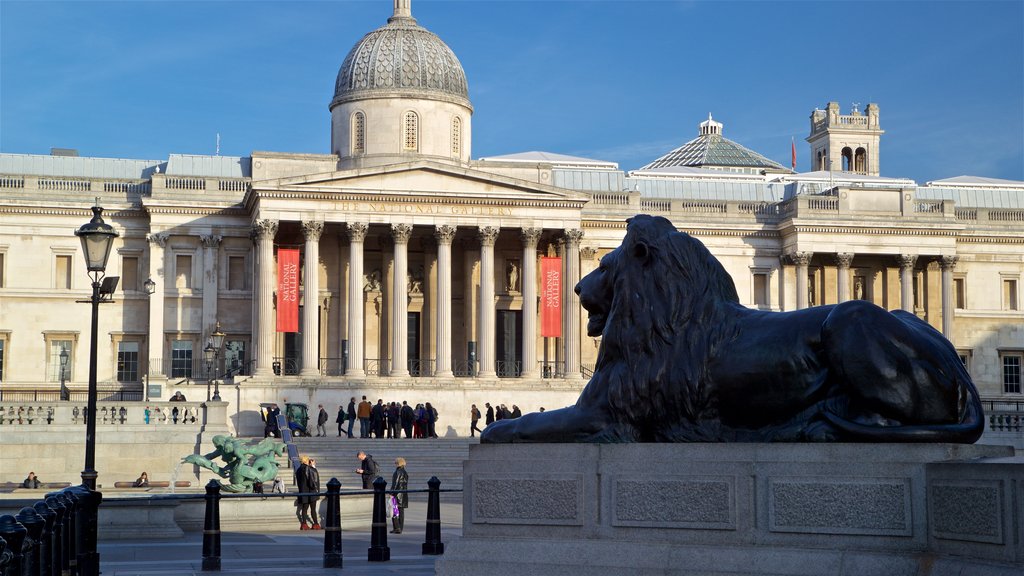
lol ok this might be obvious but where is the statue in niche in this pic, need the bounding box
[854,277,866,300]
[482,215,984,444]
[408,266,424,294]
[183,435,286,493]
[363,269,382,292]
[507,260,520,293]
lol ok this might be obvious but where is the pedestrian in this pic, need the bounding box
[389,457,409,534]
[295,456,321,530]
[485,402,494,426]
[511,404,522,418]
[389,402,401,438]
[425,402,438,438]
[470,404,482,437]
[272,477,285,494]
[346,397,357,438]
[414,404,426,438]
[264,403,281,438]
[22,471,42,489]
[400,401,414,438]
[316,404,329,436]
[371,399,386,438]
[336,404,346,437]
[133,471,149,488]
[355,450,379,489]
[358,396,372,438]
[170,391,187,402]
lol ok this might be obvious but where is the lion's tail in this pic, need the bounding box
[821,381,985,444]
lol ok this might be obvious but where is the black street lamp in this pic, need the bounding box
[205,322,226,401]
[74,203,119,576]
[59,346,69,401]
[143,278,156,402]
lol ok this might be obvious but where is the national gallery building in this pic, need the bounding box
[1,1,1021,434]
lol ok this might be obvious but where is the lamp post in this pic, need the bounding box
[59,346,69,401]
[205,322,225,402]
[74,203,119,576]
[143,278,156,402]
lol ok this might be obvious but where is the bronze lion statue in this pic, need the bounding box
[482,214,983,443]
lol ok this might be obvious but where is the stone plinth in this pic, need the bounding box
[436,443,1021,576]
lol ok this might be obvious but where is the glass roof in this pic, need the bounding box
[640,134,786,171]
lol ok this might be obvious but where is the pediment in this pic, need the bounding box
[252,160,586,203]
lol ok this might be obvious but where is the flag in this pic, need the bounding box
[277,248,300,332]
[540,257,561,337]
[791,137,797,171]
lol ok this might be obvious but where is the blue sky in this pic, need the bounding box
[1,0,1021,183]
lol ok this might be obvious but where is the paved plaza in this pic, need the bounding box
[97,501,461,575]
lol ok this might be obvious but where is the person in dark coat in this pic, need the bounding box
[346,397,357,438]
[370,399,385,438]
[425,402,438,438]
[485,402,495,426]
[22,471,42,489]
[264,404,281,438]
[388,402,401,438]
[511,405,522,419]
[389,457,409,534]
[335,405,346,437]
[355,451,379,489]
[295,456,321,530]
[316,404,329,436]
[400,401,415,438]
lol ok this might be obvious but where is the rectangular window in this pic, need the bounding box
[48,339,73,382]
[1003,353,1022,394]
[228,256,246,290]
[1003,279,1018,311]
[0,252,5,287]
[954,277,965,310]
[225,340,247,376]
[56,255,72,289]
[171,340,193,378]
[117,341,139,382]
[175,254,192,289]
[752,273,768,307]
[122,256,139,292]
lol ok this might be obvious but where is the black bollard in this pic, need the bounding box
[0,515,27,576]
[201,480,222,571]
[68,484,101,576]
[421,476,444,555]
[45,496,68,576]
[367,476,390,562]
[0,535,10,573]
[32,501,56,576]
[322,478,343,568]
[58,490,79,575]
[33,498,56,573]
[16,506,45,576]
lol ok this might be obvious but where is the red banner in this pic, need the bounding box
[540,257,561,337]
[277,248,300,333]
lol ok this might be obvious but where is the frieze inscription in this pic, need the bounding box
[334,201,513,217]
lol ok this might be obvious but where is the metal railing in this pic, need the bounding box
[0,386,143,402]
[452,360,476,378]
[408,359,435,377]
[271,357,300,376]
[495,360,521,378]
[364,358,390,377]
[982,398,1024,432]
[539,361,565,379]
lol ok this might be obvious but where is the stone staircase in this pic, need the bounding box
[280,436,477,500]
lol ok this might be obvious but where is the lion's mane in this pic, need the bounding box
[590,215,742,441]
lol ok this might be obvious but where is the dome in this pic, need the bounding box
[330,5,470,110]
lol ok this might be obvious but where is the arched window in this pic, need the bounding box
[403,111,419,151]
[841,147,853,172]
[854,147,867,173]
[451,117,462,156]
[352,112,365,155]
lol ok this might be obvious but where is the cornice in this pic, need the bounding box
[145,206,248,216]
[582,220,780,239]
[252,189,586,209]
[0,206,145,218]
[787,225,958,237]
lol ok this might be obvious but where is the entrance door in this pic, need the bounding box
[408,312,421,376]
[496,310,522,377]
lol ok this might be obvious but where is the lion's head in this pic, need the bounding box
[576,214,741,437]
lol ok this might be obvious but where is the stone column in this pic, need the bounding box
[940,255,959,338]
[835,252,853,303]
[554,239,564,374]
[520,228,542,379]
[200,235,222,343]
[434,225,457,377]
[898,254,918,313]
[300,221,323,377]
[563,229,584,379]
[478,226,500,378]
[253,220,278,377]
[390,224,413,377]
[346,223,368,377]
[146,233,168,378]
[792,251,813,309]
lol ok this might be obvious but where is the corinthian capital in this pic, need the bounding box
[435,224,457,245]
[564,229,584,245]
[346,222,368,242]
[790,251,813,266]
[253,219,279,240]
[391,223,413,244]
[200,234,223,249]
[521,227,542,247]
[302,220,324,241]
[147,233,168,247]
[478,226,500,247]
[897,254,918,269]
[940,255,959,270]
[834,252,854,268]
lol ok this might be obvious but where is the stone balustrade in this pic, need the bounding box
[0,401,213,427]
